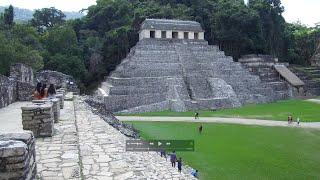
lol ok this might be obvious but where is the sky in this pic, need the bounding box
[0,0,319,27]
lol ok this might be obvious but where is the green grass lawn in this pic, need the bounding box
[130,122,320,180]
[122,99,320,122]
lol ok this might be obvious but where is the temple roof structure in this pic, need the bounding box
[140,19,204,32]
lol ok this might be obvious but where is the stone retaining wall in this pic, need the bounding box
[0,75,16,109]
[32,99,60,123]
[21,103,54,137]
[55,94,64,109]
[85,96,139,138]
[0,131,37,180]
[16,82,34,101]
[11,64,35,102]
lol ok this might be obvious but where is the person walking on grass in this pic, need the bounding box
[194,112,199,120]
[169,150,177,168]
[198,124,203,134]
[288,115,293,124]
[177,157,182,173]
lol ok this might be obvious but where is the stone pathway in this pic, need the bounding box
[74,97,196,180]
[307,99,320,104]
[36,100,81,180]
[117,116,320,129]
[0,97,196,179]
[0,102,28,132]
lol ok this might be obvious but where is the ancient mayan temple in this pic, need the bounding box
[101,19,280,113]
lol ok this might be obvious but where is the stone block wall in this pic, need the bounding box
[10,63,34,84]
[50,99,60,123]
[32,99,60,123]
[16,82,34,101]
[0,131,37,180]
[9,63,35,101]
[55,94,64,109]
[0,75,17,109]
[21,103,54,137]
[0,64,35,109]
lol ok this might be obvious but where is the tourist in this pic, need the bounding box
[41,84,48,98]
[33,82,43,100]
[177,157,182,173]
[198,124,203,134]
[288,115,293,124]
[47,84,56,99]
[194,112,199,120]
[169,150,177,168]
[160,149,167,160]
[191,169,199,178]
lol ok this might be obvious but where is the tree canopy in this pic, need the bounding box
[31,7,66,32]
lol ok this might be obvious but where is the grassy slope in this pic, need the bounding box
[130,122,320,180]
[123,100,320,122]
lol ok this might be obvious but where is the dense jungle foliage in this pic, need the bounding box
[0,0,319,93]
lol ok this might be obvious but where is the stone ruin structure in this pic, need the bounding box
[239,54,305,98]
[35,70,79,94]
[101,19,288,113]
[0,64,34,108]
[0,131,37,180]
[0,64,79,109]
[21,103,54,138]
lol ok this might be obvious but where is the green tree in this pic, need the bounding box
[31,7,66,32]
[46,53,87,80]
[3,5,14,27]
[0,30,44,75]
[249,0,286,58]
[42,25,86,81]
[42,26,79,55]
[285,23,320,65]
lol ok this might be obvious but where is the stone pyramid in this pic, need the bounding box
[100,19,276,113]
[101,39,279,113]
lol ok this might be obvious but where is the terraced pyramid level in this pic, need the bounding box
[101,39,279,113]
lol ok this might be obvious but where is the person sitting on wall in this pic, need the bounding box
[41,83,48,99]
[47,84,56,99]
[33,82,43,100]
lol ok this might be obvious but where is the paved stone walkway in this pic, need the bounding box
[36,100,81,180]
[0,97,196,179]
[117,116,320,129]
[75,97,195,180]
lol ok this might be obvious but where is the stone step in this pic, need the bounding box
[105,93,167,112]
[267,82,288,91]
[107,77,168,86]
[109,86,168,95]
